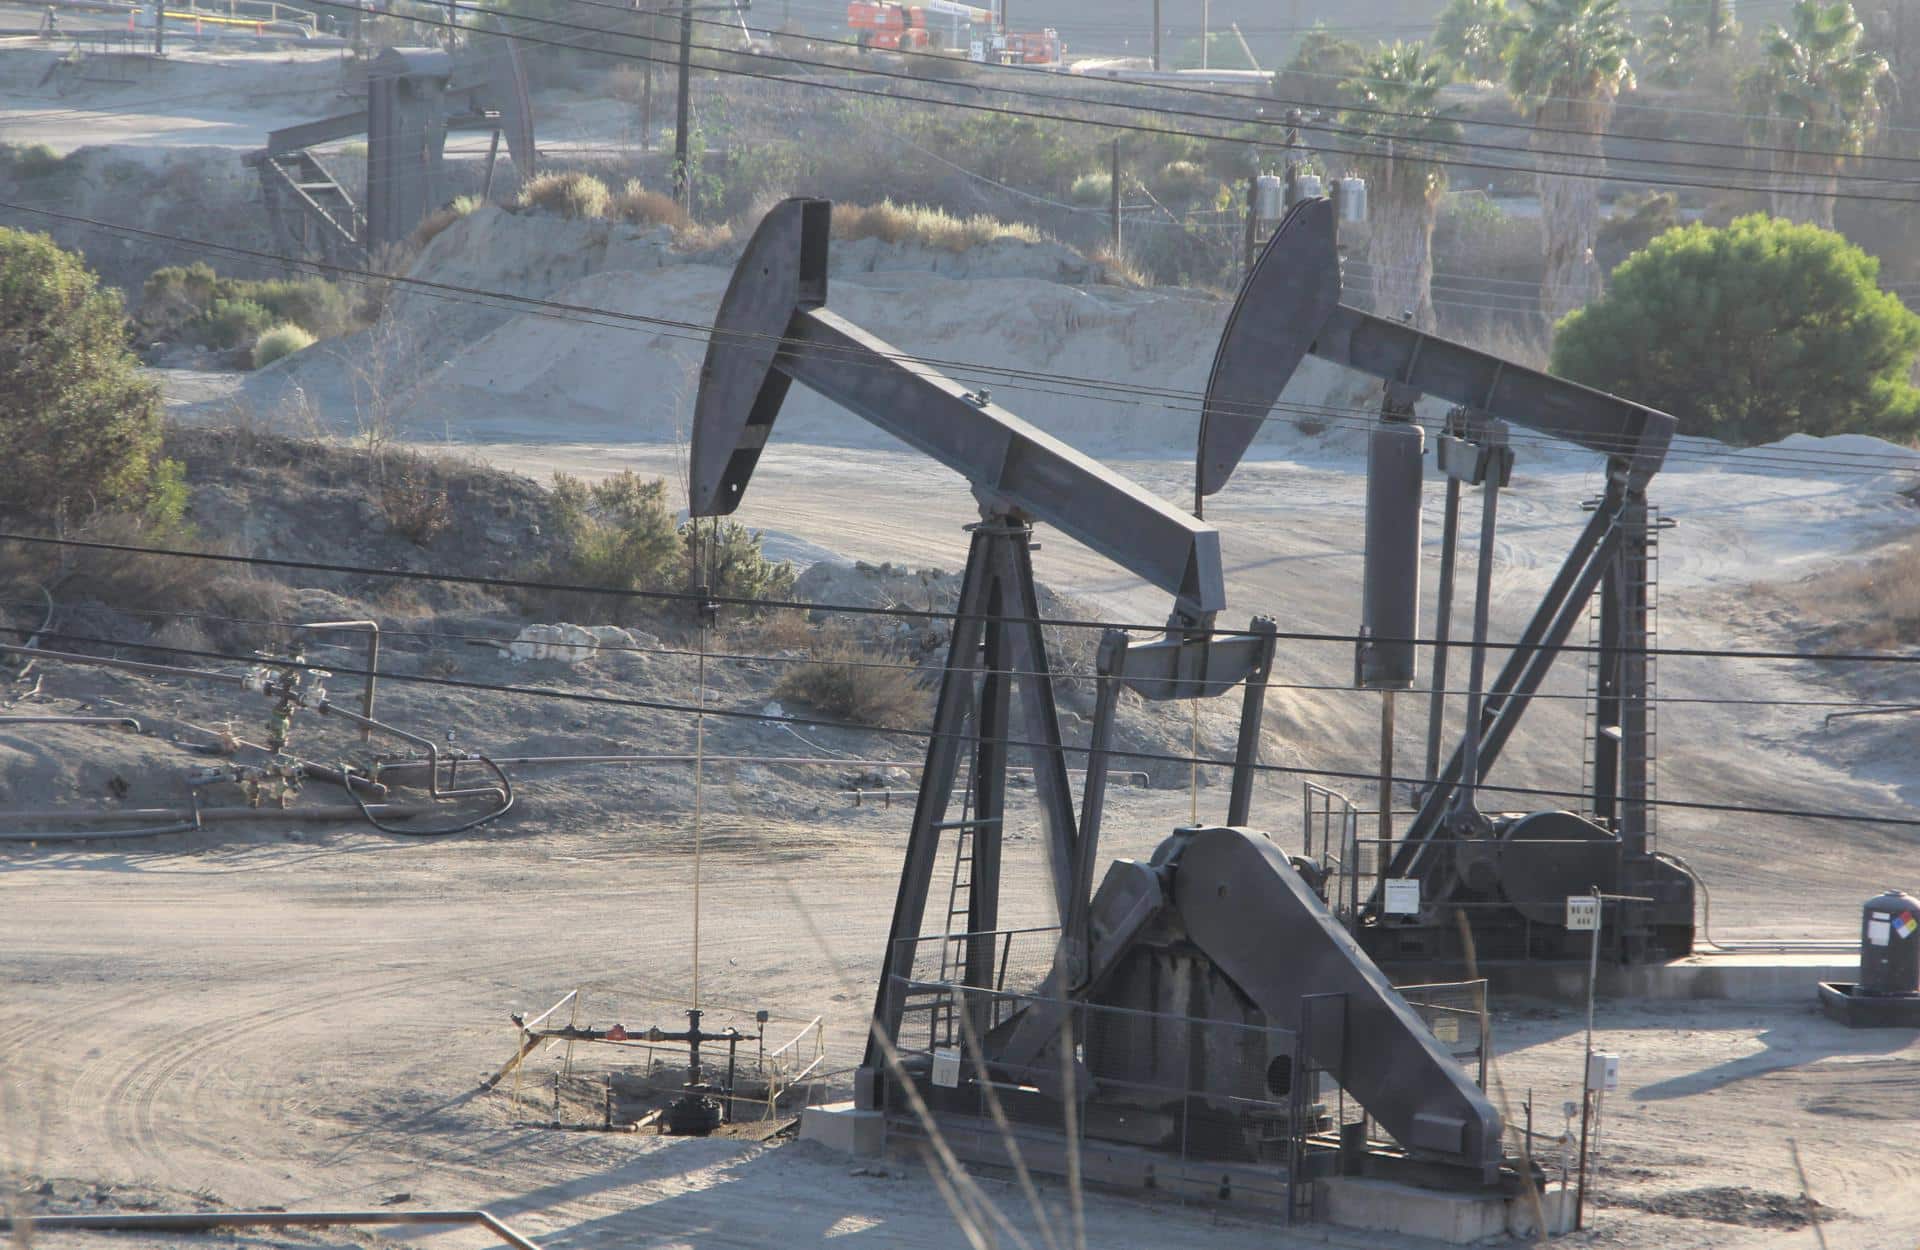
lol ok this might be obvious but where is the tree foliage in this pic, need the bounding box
[545,471,794,626]
[1551,214,1920,444]
[1432,0,1518,82]
[1341,42,1460,329]
[1505,0,1636,321]
[0,229,163,517]
[1739,1,1886,225]
[1637,0,1738,86]
[1505,0,1636,109]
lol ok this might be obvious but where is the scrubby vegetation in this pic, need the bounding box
[252,323,315,369]
[773,628,927,728]
[1551,215,1920,443]
[831,200,1045,251]
[140,263,357,351]
[539,471,794,625]
[0,229,168,518]
[516,170,613,220]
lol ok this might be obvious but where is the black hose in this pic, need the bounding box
[341,752,514,835]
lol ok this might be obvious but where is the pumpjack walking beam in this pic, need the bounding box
[1198,197,1679,923]
[689,199,1276,1110]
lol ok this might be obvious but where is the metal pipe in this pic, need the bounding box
[1425,474,1461,782]
[0,641,246,685]
[0,715,141,731]
[299,619,379,743]
[1454,458,1502,818]
[0,801,435,842]
[0,1210,544,1250]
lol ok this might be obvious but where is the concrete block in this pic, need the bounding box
[1317,1177,1506,1244]
[1317,1177,1573,1244]
[800,1101,885,1157]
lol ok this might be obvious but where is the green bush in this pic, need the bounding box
[1551,214,1920,444]
[7,142,66,180]
[1152,159,1215,204]
[198,298,273,351]
[252,323,315,368]
[142,263,354,345]
[1069,170,1112,206]
[543,471,794,625]
[0,229,163,517]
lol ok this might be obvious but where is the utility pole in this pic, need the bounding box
[152,0,163,55]
[1707,0,1722,46]
[1109,138,1122,255]
[641,8,656,151]
[1200,0,1208,68]
[1151,0,1161,69]
[673,0,693,209]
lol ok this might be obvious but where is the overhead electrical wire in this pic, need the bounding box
[285,0,1920,206]
[553,0,1920,176]
[8,625,1918,831]
[12,194,1920,485]
[7,529,1919,668]
[15,594,1917,713]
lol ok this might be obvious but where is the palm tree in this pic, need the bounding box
[1505,0,1635,325]
[1433,0,1518,83]
[1341,43,1460,331]
[1741,1,1887,228]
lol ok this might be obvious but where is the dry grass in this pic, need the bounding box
[410,195,485,250]
[831,199,1046,253]
[1788,542,1920,649]
[773,628,927,729]
[672,219,735,253]
[516,170,613,221]
[612,179,690,230]
[1087,245,1147,289]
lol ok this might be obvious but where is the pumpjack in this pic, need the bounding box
[690,199,1535,1200]
[1199,198,1695,967]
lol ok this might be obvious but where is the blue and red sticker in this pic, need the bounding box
[1897,911,1919,940]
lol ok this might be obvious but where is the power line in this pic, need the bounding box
[10,624,1919,830]
[572,0,1920,176]
[16,192,1920,485]
[8,529,1920,667]
[16,594,1918,712]
[298,0,1920,206]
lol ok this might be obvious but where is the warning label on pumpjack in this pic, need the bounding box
[1868,913,1891,946]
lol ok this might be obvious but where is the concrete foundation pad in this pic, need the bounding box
[1818,981,1920,1028]
[799,1100,885,1156]
[1389,952,1855,1004]
[1316,1176,1574,1243]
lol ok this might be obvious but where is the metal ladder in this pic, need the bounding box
[931,714,978,1050]
[1581,502,1665,841]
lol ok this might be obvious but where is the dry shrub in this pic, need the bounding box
[737,607,811,653]
[1087,245,1147,288]
[831,199,1046,252]
[673,220,735,253]
[378,451,452,547]
[774,629,926,729]
[613,179,689,229]
[516,170,612,220]
[1791,542,1920,649]
[410,207,460,250]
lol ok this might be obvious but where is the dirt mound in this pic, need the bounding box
[244,205,1375,455]
[1602,1185,1830,1229]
